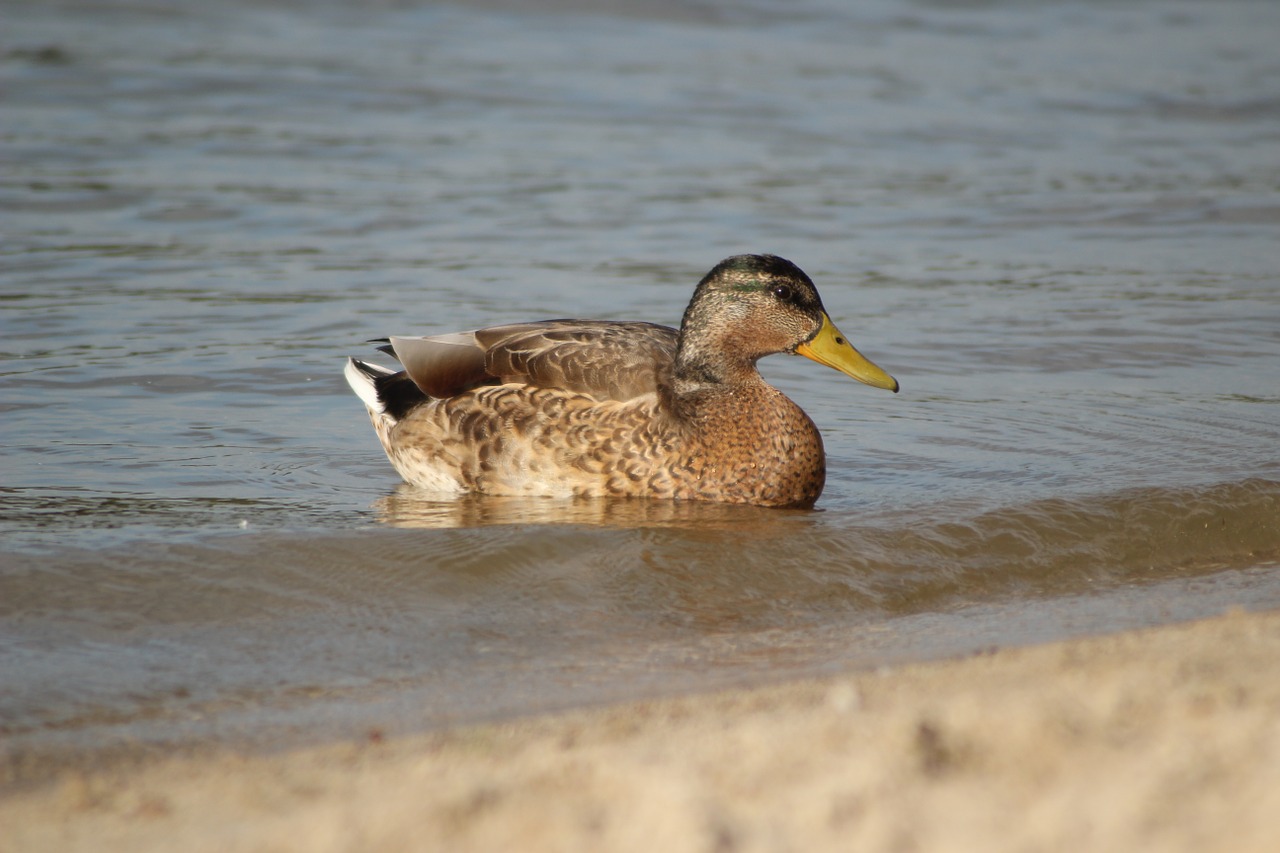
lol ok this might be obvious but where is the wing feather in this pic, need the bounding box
[388,320,678,402]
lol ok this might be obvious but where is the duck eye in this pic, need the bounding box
[771,284,794,302]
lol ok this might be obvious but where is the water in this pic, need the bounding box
[3,0,1279,778]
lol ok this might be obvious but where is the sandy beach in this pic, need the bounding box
[6,606,1280,852]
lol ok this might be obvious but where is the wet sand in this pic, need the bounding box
[6,607,1280,853]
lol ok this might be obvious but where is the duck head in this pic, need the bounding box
[675,254,899,393]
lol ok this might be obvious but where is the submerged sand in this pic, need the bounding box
[5,608,1280,852]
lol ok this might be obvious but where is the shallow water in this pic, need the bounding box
[3,0,1280,775]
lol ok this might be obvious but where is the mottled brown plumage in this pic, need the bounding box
[344,254,898,508]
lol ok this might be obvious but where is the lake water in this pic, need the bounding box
[3,0,1279,779]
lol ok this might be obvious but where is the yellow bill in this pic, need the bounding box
[795,313,899,393]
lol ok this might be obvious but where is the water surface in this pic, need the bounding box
[3,0,1279,780]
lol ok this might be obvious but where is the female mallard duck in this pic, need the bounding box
[344,254,898,508]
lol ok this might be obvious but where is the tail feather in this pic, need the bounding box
[344,358,390,411]
[344,357,431,422]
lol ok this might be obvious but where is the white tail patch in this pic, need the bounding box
[344,358,392,413]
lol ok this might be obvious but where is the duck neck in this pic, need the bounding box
[672,339,761,395]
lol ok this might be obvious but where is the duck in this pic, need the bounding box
[344,254,898,508]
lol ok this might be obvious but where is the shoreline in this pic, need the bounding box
[6,607,1280,851]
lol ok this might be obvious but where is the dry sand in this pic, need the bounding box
[5,607,1280,853]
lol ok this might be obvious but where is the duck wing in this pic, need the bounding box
[389,320,678,402]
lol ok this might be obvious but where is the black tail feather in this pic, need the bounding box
[375,371,430,421]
